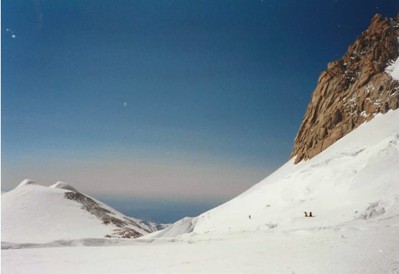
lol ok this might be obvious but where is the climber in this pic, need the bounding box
[304,211,308,217]
[309,211,313,217]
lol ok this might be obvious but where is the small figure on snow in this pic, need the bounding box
[309,211,313,217]
[249,215,251,219]
[304,211,308,217]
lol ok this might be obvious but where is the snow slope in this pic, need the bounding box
[3,225,399,274]
[1,181,155,243]
[151,109,399,238]
[2,110,399,274]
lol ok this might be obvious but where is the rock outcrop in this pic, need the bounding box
[64,191,149,238]
[291,13,399,163]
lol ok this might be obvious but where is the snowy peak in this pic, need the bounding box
[291,13,399,163]
[2,181,157,244]
[49,181,78,192]
[16,179,39,188]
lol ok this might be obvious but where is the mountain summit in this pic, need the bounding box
[2,181,158,244]
[291,13,399,163]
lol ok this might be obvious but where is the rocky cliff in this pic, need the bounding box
[291,13,399,164]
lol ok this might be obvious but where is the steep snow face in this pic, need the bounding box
[2,183,154,243]
[386,55,399,80]
[386,38,399,80]
[153,109,399,238]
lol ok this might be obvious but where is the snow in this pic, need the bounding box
[49,181,78,192]
[2,109,399,273]
[149,109,399,237]
[2,226,399,274]
[386,42,399,80]
[1,182,151,243]
[148,217,196,238]
[16,179,38,188]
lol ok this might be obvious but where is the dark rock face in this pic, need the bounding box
[291,13,399,164]
[64,191,148,238]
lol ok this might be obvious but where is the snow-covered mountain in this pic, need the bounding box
[150,13,399,239]
[291,13,399,163]
[150,108,399,238]
[4,103,397,274]
[2,180,158,243]
[2,12,399,274]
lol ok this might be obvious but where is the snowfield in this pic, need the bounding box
[2,181,155,244]
[3,226,399,274]
[2,109,399,274]
[151,110,399,238]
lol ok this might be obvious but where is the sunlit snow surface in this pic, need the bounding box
[154,110,399,237]
[2,182,152,244]
[386,45,399,80]
[3,110,399,274]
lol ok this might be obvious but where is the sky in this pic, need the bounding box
[2,0,399,222]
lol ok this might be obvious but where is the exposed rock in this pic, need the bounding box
[106,228,143,239]
[291,13,399,163]
[64,191,149,238]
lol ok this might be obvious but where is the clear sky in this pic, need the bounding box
[2,1,398,222]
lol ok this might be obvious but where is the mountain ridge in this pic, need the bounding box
[1,181,159,243]
[291,13,399,163]
[147,13,399,238]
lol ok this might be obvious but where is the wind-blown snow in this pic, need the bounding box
[386,47,399,80]
[49,181,78,192]
[16,179,38,188]
[2,110,399,274]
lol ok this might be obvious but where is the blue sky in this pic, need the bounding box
[2,1,398,222]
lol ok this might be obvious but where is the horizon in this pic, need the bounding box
[2,1,399,223]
